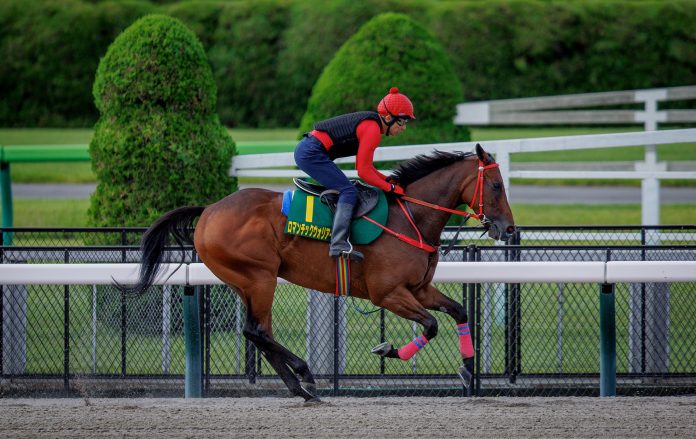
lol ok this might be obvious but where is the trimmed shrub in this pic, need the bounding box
[89,14,236,227]
[299,12,468,146]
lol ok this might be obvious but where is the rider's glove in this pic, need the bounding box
[389,183,405,196]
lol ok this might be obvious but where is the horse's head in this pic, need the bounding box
[465,144,516,242]
[390,147,516,242]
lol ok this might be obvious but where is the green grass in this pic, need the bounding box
[512,204,696,226]
[9,162,96,183]
[4,199,91,227]
[3,199,693,228]
[0,128,95,145]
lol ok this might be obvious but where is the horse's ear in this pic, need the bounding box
[475,143,488,162]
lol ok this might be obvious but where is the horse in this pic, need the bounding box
[121,143,515,403]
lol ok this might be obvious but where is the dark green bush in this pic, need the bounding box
[299,12,469,146]
[208,0,291,127]
[89,14,236,227]
[427,0,696,101]
[162,1,226,50]
[0,0,154,126]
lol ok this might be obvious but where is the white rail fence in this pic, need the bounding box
[2,261,695,285]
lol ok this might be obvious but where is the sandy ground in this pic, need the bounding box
[1,396,695,438]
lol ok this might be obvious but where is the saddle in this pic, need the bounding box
[281,179,388,245]
[293,178,380,218]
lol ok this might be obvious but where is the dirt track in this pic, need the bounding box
[1,396,694,438]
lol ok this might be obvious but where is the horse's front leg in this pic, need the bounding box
[370,286,439,360]
[414,284,475,387]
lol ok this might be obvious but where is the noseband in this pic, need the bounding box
[362,160,500,253]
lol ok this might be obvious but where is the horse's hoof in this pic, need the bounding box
[300,381,317,396]
[303,397,323,406]
[458,365,473,389]
[371,342,393,357]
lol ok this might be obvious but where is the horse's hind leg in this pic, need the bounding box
[233,279,319,403]
[242,306,319,402]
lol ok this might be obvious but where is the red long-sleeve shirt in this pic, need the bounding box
[310,119,392,192]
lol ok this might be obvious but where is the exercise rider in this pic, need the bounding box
[294,87,415,260]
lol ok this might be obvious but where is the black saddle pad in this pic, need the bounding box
[293,178,380,218]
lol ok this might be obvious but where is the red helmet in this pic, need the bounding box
[377,87,415,119]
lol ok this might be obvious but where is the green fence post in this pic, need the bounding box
[183,286,203,398]
[599,283,616,397]
[1,160,13,246]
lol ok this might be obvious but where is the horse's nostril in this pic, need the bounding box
[506,225,516,234]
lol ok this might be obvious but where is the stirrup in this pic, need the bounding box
[341,248,364,261]
[330,240,364,260]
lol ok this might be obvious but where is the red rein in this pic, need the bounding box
[362,160,499,253]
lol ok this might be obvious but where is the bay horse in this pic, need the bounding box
[122,143,515,403]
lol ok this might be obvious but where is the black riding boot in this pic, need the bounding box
[329,202,364,260]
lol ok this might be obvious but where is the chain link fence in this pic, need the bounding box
[1,226,695,397]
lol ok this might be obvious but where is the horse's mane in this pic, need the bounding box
[390,150,475,187]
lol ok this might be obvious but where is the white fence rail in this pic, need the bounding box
[2,261,695,285]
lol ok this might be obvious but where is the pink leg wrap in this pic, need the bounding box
[457,323,475,358]
[397,335,428,360]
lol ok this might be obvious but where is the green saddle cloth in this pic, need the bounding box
[284,189,388,244]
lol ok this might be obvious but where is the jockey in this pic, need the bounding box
[294,87,415,260]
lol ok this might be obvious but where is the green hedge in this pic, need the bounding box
[1,0,695,128]
[89,15,236,227]
[0,0,156,127]
[428,0,696,101]
[206,0,292,127]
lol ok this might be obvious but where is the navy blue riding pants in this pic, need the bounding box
[294,135,358,207]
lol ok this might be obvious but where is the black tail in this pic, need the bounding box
[116,206,206,294]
